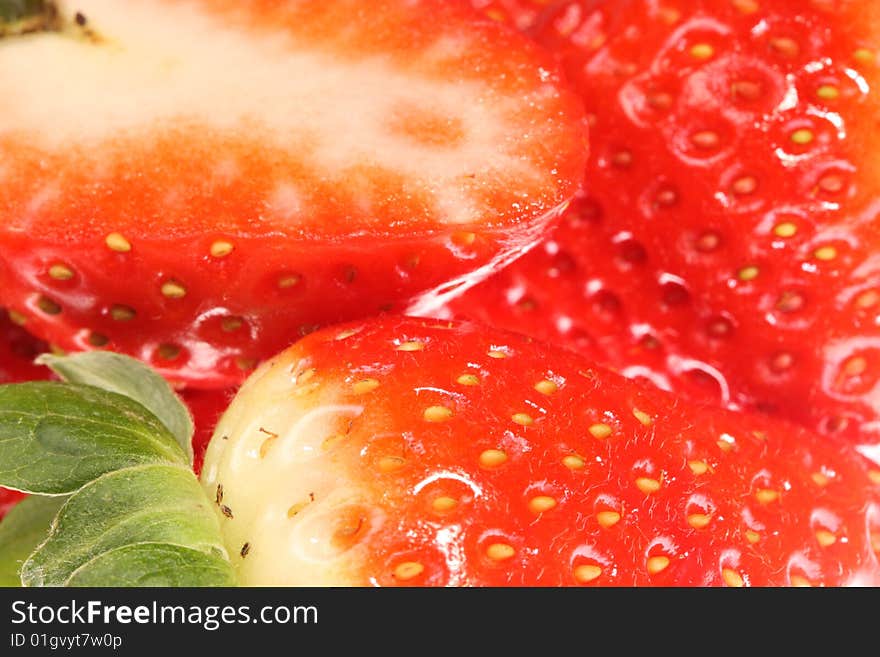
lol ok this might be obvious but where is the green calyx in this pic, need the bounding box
[0,351,236,587]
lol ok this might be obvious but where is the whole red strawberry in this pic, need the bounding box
[0,0,587,389]
[202,316,880,586]
[442,0,880,449]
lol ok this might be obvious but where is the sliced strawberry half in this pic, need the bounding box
[0,0,588,388]
[202,317,880,586]
[443,0,880,448]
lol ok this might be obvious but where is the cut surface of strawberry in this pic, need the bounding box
[443,0,880,448]
[0,0,587,388]
[202,317,880,586]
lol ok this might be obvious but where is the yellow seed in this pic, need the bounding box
[277,274,301,289]
[48,264,74,281]
[156,344,180,360]
[811,472,830,487]
[110,305,135,322]
[843,356,867,377]
[690,43,715,60]
[36,297,61,315]
[562,454,586,470]
[259,434,278,458]
[745,530,761,544]
[512,413,534,426]
[487,350,508,359]
[815,529,837,547]
[755,488,779,504]
[722,568,745,587]
[633,409,653,426]
[589,423,613,439]
[335,328,360,340]
[432,496,458,512]
[856,290,880,309]
[378,456,406,473]
[647,556,670,575]
[221,317,243,332]
[352,378,380,395]
[854,48,874,63]
[396,341,425,352]
[774,222,798,238]
[597,510,621,528]
[868,470,880,485]
[457,373,480,386]
[738,266,759,281]
[534,379,558,395]
[236,357,257,372]
[732,0,759,14]
[870,531,880,554]
[573,564,603,583]
[287,501,309,518]
[816,84,839,100]
[161,280,187,299]
[210,240,234,257]
[636,477,661,494]
[394,562,424,581]
[688,513,712,529]
[814,246,837,261]
[452,231,476,246]
[480,449,508,468]
[717,437,735,453]
[790,128,814,145]
[528,496,557,514]
[105,232,131,252]
[7,310,27,326]
[688,460,709,475]
[790,575,812,587]
[486,543,516,561]
[424,405,453,422]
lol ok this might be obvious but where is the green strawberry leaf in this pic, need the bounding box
[64,544,237,587]
[22,464,233,587]
[0,382,186,495]
[37,351,195,463]
[0,495,66,587]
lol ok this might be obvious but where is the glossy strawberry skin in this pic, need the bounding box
[204,316,880,586]
[0,0,587,389]
[443,0,880,446]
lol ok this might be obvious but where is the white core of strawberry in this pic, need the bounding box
[1,0,557,225]
[202,355,377,586]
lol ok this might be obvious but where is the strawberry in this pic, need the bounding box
[201,316,880,586]
[442,0,880,448]
[0,0,588,389]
